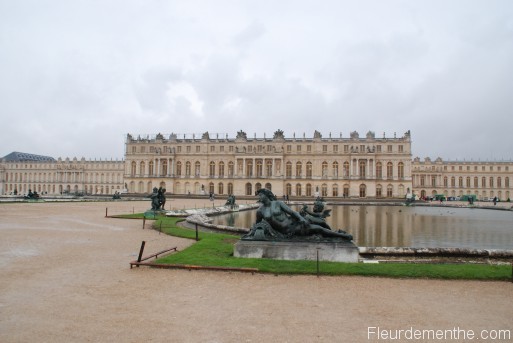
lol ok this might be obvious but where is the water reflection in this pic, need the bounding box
[211,205,513,249]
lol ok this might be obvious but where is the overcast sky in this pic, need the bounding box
[1,0,512,161]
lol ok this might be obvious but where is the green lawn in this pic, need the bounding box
[134,215,512,281]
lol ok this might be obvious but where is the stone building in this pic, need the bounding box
[412,157,512,201]
[3,130,512,200]
[123,130,414,198]
[0,152,124,196]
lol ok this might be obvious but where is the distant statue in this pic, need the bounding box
[24,189,40,200]
[112,191,121,200]
[225,194,237,209]
[243,189,352,241]
[150,187,166,211]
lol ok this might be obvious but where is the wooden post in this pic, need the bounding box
[195,223,199,241]
[142,217,146,230]
[105,207,108,217]
[137,241,146,263]
[316,249,320,277]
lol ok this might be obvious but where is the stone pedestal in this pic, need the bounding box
[234,240,359,263]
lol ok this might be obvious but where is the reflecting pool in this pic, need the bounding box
[211,205,513,249]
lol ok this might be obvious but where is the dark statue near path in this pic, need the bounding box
[225,194,237,208]
[24,189,40,200]
[242,189,353,241]
[150,187,166,210]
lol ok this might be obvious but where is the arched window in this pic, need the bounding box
[228,183,233,195]
[228,162,234,177]
[386,162,393,179]
[139,161,145,176]
[130,162,136,176]
[255,183,262,192]
[286,183,292,196]
[185,162,191,176]
[296,162,302,178]
[321,183,328,197]
[343,161,350,177]
[256,160,263,177]
[286,162,292,177]
[387,184,393,197]
[322,162,328,178]
[219,161,225,178]
[195,161,201,177]
[245,183,252,195]
[296,183,302,196]
[306,183,312,196]
[209,161,216,177]
[265,183,272,191]
[359,160,366,179]
[376,162,382,179]
[332,184,339,197]
[332,162,339,178]
[218,183,224,194]
[266,160,273,177]
[343,184,349,197]
[149,161,154,176]
[306,162,313,178]
[376,184,382,198]
[398,162,404,179]
[246,160,253,177]
[176,161,182,176]
[359,184,366,198]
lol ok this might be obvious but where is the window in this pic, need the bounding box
[308,145,312,152]
[322,145,327,153]
[333,145,338,153]
[322,162,328,178]
[286,162,292,177]
[177,146,182,153]
[186,146,191,153]
[376,162,382,179]
[287,145,292,153]
[196,146,200,153]
[209,162,215,177]
[387,145,392,153]
[220,146,224,152]
[266,160,273,177]
[297,145,302,152]
[306,162,313,178]
[360,145,365,152]
[387,162,393,179]
[344,145,349,153]
[398,162,404,179]
[376,145,381,153]
[432,176,436,187]
[296,162,302,177]
[398,145,403,153]
[210,146,215,152]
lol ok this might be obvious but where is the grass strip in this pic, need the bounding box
[140,216,512,280]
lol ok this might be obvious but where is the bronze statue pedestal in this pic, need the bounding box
[234,240,359,263]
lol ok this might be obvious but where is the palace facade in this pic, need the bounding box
[0,152,124,196]
[1,130,512,200]
[123,130,413,198]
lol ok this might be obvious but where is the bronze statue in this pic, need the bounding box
[243,189,352,241]
[150,187,166,210]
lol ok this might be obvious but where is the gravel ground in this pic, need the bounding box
[0,200,512,343]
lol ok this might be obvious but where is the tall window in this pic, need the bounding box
[256,160,263,177]
[266,160,272,177]
[219,161,225,177]
[306,183,312,196]
[322,162,328,178]
[359,161,366,179]
[360,184,366,197]
[286,183,292,195]
[296,183,302,196]
[387,184,393,197]
[386,162,393,179]
[228,162,234,177]
[195,162,201,177]
[398,162,404,179]
[286,162,292,177]
[332,184,339,197]
[185,162,191,176]
[376,162,382,179]
[332,162,339,178]
[176,162,182,176]
[306,162,313,178]
[296,162,302,178]
[343,161,350,177]
[209,162,215,177]
[321,184,328,197]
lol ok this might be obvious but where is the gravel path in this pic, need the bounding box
[0,200,511,342]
